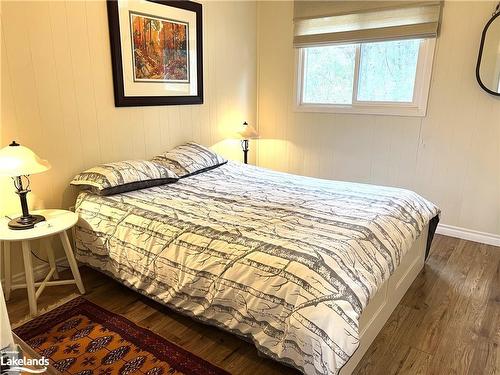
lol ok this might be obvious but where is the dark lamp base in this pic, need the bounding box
[8,214,46,230]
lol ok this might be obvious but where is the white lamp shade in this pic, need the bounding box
[238,122,260,140]
[0,142,51,177]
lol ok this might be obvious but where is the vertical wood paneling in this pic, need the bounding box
[65,0,102,167]
[83,0,119,163]
[2,2,41,148]
[0,18,21,216]
[142,107,162,157]
[257,1,500,236]
[25,1,65,209]
[0,0,257,276]
[48,1,85,175]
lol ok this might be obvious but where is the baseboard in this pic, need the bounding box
[436,224,500,247]
[1,257,68,285]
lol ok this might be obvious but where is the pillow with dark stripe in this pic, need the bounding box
[152,142,227,178]
[71,160,178,196]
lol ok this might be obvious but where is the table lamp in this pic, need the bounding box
[238,121,259,164]
[0,141,51,230]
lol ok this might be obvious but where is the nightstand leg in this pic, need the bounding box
[59,231,85,294]
[43,238,59,280]
[4,241,11,301]
[21,241,37,316]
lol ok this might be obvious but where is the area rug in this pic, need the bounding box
[13,297,229,375]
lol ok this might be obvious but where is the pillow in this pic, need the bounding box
[151,142,227,178]
[71,160,178,196]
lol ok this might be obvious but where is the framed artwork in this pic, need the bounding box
[107,0,203,106]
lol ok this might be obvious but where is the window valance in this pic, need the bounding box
[293,1,443,47]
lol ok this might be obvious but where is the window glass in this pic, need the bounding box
[303,44,356,104]
[357,39,421,102]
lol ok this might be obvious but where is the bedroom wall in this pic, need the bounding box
[0,0,257,276]
[256,1,500,239]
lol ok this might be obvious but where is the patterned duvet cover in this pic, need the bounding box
[74,161,439,375]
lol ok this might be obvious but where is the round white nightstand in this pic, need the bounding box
[0,209,85,316]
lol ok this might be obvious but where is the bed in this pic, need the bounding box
[73,161,439,375]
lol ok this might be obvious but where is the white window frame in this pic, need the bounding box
[294,38,436,117]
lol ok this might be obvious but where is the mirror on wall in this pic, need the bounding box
[476,3,500,96]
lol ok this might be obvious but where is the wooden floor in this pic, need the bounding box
[4,234,499,374]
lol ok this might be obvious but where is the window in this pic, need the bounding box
[296,38,435,116]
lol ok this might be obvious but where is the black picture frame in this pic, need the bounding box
[107,0,203,107]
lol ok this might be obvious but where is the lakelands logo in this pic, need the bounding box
[0,347,49,374]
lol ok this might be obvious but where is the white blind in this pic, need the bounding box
[293,1,443,47]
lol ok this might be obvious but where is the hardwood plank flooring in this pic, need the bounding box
[4,235,499,374]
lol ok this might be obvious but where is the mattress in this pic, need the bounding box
[74,161,439,375]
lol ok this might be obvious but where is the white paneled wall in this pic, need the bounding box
[0,0,257,276]
[256,1,500,237]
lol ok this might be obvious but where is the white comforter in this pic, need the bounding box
[74,161,439,374]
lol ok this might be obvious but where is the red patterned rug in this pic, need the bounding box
[14,297,229,375]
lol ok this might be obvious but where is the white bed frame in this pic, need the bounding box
[339,224,429,374]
